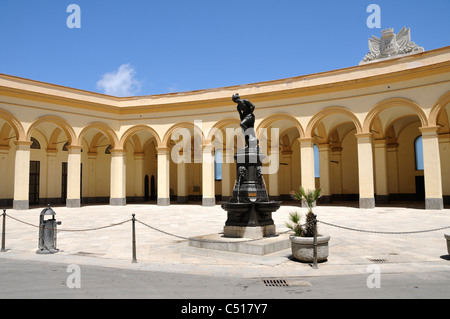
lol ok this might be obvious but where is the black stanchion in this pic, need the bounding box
[132,214,137,263]
[1,209,5,252]
[312,213,318,269]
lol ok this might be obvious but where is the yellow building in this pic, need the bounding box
[0,46,449,210]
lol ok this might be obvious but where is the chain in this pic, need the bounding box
[5,213,131,232]
[6,212,449,239]
[318,220,450,235]
[135,219,291,244]
[57,219,131,232]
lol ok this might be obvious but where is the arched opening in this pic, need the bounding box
[306,109,362,207]
[256,115,304,202]
[78,124,118,205]
[27,120,73,207]
[120,126,159,204]
[368,102,426,208]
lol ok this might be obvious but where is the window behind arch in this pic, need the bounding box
[414,136,424,171]
[30,137,41,149]
[214,149,222,181]
[314,144,320,178]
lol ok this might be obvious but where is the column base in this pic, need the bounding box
[157,198,170,206]
[359,197,375,209]
[66,199,81,208]
[110,198,126,206]
[13,200,29,210]
[202,197,215,207]
[425,198,443,210]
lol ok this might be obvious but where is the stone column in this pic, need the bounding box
[157,147,170,206]
[386,144,400,196]
[110,149,126,206]
[134,152,144,202]
[299,138,315,192]
[439,134,450,202]
[373,139,389,204]
[267,146,280,200]
[281,149,292,197]
[331,146,343,199]
[13,141,31,210]
[318,143,332,203]
[356,133,375,208]
[221,148,233,201]
[420,126,443,210]
[86,152,97,202]
[46,149,58,203]
[202,143,215,206]
[66,145,82,208]
[177,151,188,203]
[0,147,9,203]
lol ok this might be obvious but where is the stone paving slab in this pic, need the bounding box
[0,203,449,279]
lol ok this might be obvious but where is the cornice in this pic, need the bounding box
[0,47,449,117]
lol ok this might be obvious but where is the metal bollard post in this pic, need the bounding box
[312,213,318,269]
[131,214,137,263]
[1,209,6,252]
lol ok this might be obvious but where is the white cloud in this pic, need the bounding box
[96,64,142,97]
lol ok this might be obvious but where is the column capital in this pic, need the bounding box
[156,146,170,155]
[317,143,331,151]
[373,139,388,147]
[110,148,127,156]
[355,132,373,143]
[298,137,314,147]
[14,140,32,150]
[67,145,83,154]
[202,143,214,153]
[419,126,440,137]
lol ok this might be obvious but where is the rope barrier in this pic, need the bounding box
[135,218,291,244]
[318,220,450,235]
[2,210,450,265]
[4,212,449,237]
[5,213,131,232]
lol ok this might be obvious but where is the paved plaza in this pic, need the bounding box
[1,203,450,279]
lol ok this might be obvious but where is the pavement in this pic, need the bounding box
[1,202,450,279]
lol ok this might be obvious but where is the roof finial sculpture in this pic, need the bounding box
[360,27,424,65]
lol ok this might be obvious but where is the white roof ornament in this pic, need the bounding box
[360,27,424,65]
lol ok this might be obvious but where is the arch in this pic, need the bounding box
[27,115,77,145]
[206,118,241,142]
[0,108,26,141]
[78,122,119,149]
[306,106,362,138]
[363,98,428,132]
[256,113,305,139]
[119,124,162,149]
[161,121,205,147]
[47,128,63,150]
[428,91,450,127]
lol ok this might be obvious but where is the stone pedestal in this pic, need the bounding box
[223,224,276,239]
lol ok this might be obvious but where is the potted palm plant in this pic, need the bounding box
[286,187,330,263]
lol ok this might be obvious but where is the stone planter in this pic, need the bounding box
[445,234,450,255]
[289,235,330,263]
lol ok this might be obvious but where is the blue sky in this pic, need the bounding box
[0,0,449,96]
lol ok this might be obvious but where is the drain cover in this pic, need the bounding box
[263,279,289,287]
[368,258,389,264]
[72,251,105,257]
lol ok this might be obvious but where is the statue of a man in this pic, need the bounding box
[232,93,257,147]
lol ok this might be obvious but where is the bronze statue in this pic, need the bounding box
[232,93,257,148]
